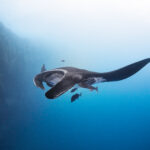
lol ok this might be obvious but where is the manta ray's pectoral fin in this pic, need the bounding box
[79,83,98,92]
[97,58,150,82]
[45,76,76,99]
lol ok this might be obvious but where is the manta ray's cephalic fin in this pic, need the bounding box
[45,76,76,99]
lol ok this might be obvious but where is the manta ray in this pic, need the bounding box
[33,58,150,99]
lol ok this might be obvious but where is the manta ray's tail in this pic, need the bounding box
[98,58,150,82]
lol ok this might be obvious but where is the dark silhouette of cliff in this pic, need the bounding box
[0,22,44,149]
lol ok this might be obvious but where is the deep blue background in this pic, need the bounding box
[0,23,150,150]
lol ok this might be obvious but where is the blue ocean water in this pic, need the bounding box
[27,65,150,150]
[1,23,150,150]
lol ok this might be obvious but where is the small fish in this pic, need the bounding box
[71,93,82,103]
[70,87,78,93]
[61,60,65,62]
[90,86,98,92]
